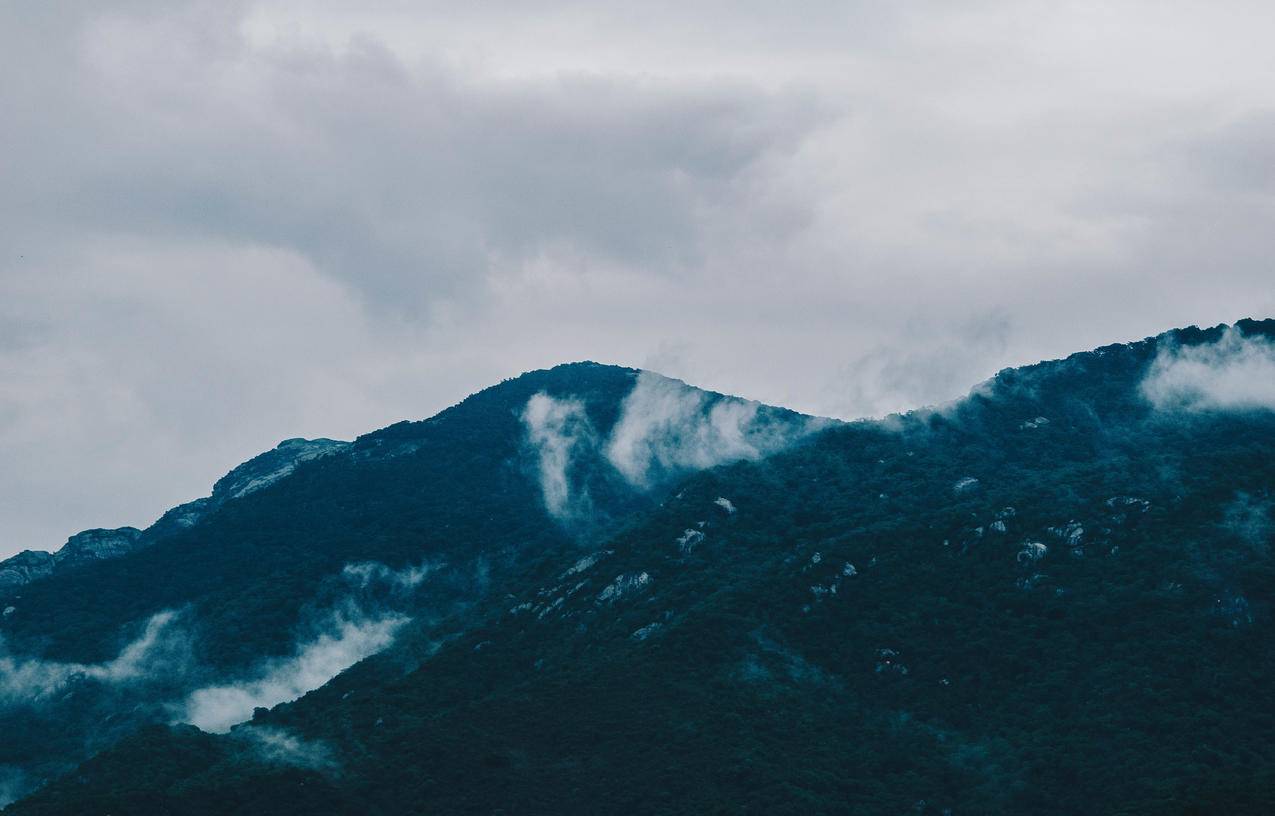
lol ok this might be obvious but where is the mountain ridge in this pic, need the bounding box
[0,358,825,806]
[0,438,351,591]
[3,320,1275,813]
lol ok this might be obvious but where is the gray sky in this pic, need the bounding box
[2,0,1274,557]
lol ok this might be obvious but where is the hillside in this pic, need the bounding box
[5,321,1275,813]
[0,362,815,806]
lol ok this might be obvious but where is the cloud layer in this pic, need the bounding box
[4,1,1275,554]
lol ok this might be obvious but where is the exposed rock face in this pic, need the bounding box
[0,528,142,591]
[0,550,55,588]
[53,528,145,569]
[0,438,350,591]
[210,438,349,501]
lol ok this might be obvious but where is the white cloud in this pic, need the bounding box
[178,557,432,732]
[1141,328,1275,412]
[521,392,596,519]
[0,611,179,704]
[604,372,820,487]
[521,375,821,517]
[181,610,405,733]
[4,1,1275,556]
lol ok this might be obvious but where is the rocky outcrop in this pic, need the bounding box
[53,528,145,569]
[0,528,143,591]
[0,550,55,589]
[210,438,349,501]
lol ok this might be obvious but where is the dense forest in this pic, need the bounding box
[4,321,1275,814]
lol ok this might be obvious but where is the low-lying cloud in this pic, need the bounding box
[0,610,180,704]
[181,610,405,733]
[342,560,435,591]
[1221,492,1272,555]
[232,725,338,772]
[522,393,596,519]
[1141,328,1275,412]
[522,373,825,518]
[606,372,821,487]
[0,560,430,806]
[179,562,427,732]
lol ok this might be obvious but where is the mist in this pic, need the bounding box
[179,561,429,732]
[522,393,596,520]
[182,612,404,733]
[1141,328,1275,412]
[232,725,339,771]
[0,557,430,810]
[605,372,824,487]
[0,610,181,704]
[521,373,824,520]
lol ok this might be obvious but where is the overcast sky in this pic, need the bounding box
[2,1,1274,556]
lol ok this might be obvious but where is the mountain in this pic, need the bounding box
[4,321,1275,814]
[0,363,815,806]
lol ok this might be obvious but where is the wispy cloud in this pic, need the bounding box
[1141,328,1275,412]
[521,392,596,519]
[604,372,820,487]
[232,725,339,771]
[181,609,405,733]
[179,562,427,733]
[521,374,822,518]
[1220,492,1271,555]
[341,560,435,591]
[0,610,180,704]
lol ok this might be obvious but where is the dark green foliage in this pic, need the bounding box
[0,362,644,667]
[8,323,1275,814]
[0,362,663,798]
[10,725,362,816]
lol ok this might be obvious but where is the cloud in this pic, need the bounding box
[0,559,422,805]
[179,560,426,732]
[181,609,405,733]
[1141,328,1275,412]
[521,375,822,517]
[0,611,180,704]
[604,372,821,487]
[341,560,434,591]
[1,3,818,312]
[5,0,1275,556]
[822,312,1015,418]
[232,725,338,771]
[521,393,597,519]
